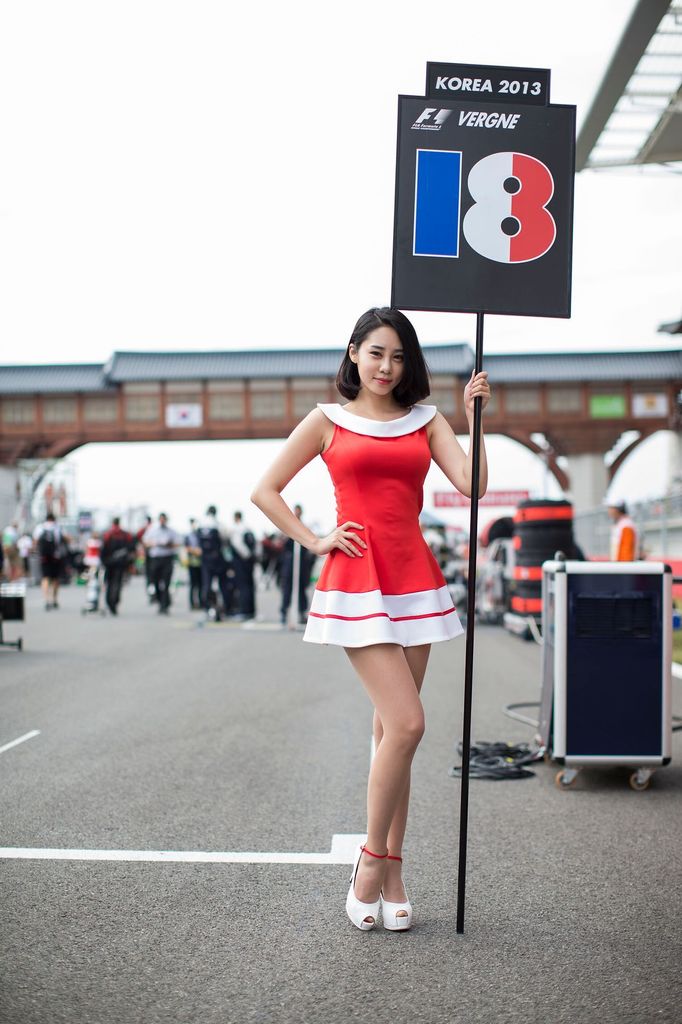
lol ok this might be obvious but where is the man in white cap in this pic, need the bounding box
[607,501,639,561]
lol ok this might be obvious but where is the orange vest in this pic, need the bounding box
[611,515,638,561]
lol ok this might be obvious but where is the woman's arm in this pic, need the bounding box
[427,370,491,499]
[250,409,367,559]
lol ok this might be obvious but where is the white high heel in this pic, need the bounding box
[345,843,387,931]
[380,854,413,931]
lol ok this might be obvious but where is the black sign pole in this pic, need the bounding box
[391,77,576,935]
[456,310,485,934]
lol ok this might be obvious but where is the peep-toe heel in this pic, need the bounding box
[380,853,413,931]
[345,844,387,931]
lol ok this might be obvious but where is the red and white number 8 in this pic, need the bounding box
[463,152,556,264]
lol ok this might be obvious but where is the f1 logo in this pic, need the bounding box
[414,108,452,125]
[411,108,453,131]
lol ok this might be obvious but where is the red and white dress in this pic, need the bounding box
[302,403,464,648]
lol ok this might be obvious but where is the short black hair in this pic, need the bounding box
[207,505,217,516]
[335,307,430,408]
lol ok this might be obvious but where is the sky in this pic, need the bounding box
[1,0,680,534]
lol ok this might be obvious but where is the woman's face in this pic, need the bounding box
[349,325,404,398]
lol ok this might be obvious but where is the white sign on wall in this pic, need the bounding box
[165,403,203,428]
[632,393,668,418]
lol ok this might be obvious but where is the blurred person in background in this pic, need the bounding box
[420,522,447,568]
[278,503,314,626]
[83,531,103,574]
[197,505,233,621]
[33,513,69,610]
[136,515,154,600]
[608,501,640,561]
[17,530,33,577]
[143,513,179,614]
[230,510,257,621]
[82,532,102,589]
[82,530,104,614]
[101,518,135,615]
[2,521,22,580]
[260,532,285,589]
[184,518,203,610]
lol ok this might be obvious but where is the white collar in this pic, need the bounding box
[317,403,437,438]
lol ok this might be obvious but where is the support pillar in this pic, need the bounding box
[0,465,20,529]
[565,453,609,513]
[666,430,682,493]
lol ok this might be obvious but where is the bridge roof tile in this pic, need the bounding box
[0,364,107,394]
[0,347,679,394]
[105,344,474,381]
[484,349,682,383]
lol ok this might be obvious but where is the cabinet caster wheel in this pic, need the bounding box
[628,770,652,791]
[555,769,578,789]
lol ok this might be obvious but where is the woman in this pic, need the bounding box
[251,307,490,932]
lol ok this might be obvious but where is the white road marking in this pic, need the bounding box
[241,621,300,632]
[0,729,40,755]
[0,833,366,865]
[172,620,299,633]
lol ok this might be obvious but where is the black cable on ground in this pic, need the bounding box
[451,694,682,781]
[450,740,545,781]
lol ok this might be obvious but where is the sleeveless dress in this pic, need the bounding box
[302,403,464,648]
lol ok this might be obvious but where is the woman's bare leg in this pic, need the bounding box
[373,644,430,901]
[344,643,427,911]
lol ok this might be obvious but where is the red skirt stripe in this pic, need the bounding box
[309,606,458,624]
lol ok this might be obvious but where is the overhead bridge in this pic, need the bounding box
[0,345,680,513]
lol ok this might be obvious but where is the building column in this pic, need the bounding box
[0,465,20,529]
[666,430,682,493]
[565,453,609,513]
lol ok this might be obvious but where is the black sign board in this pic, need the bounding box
[426,62,550,106]
[391,95,576,317]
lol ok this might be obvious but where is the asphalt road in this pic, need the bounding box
[1,575,681,1024]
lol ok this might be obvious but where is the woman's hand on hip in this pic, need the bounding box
[312,521,366,558]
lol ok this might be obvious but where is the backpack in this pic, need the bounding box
[197,526,223,559]
[38,528,57,558]
[103,533,133,568]
[243,530,256,553]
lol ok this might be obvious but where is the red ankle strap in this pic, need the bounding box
[360,845,388,859]
[387,854,403,862]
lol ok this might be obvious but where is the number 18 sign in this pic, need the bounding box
[391,87,576,317]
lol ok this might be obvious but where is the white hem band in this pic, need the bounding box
[302,584,464,647]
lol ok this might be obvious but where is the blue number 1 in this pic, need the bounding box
[413,150,462,258]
